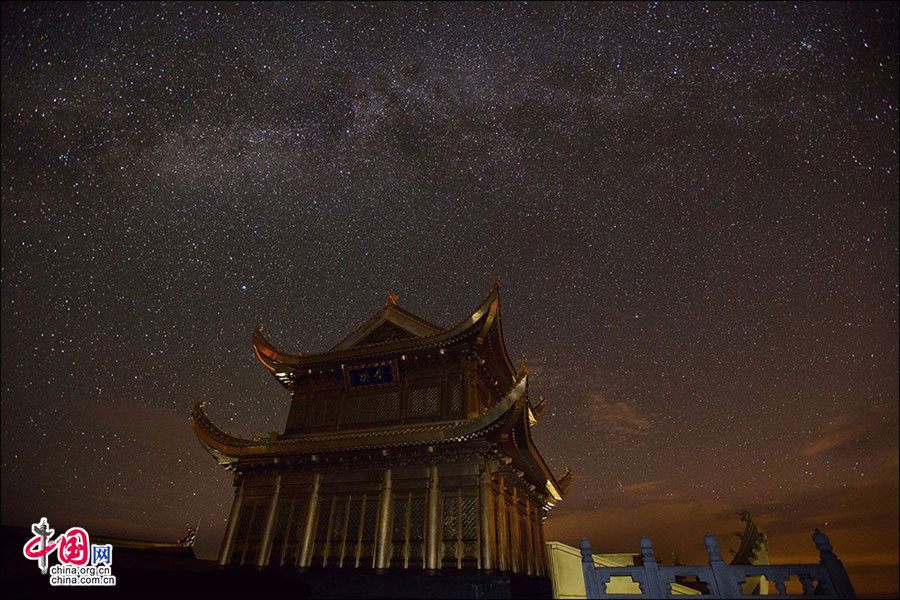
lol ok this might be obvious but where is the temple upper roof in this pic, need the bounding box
[253,279,517,391]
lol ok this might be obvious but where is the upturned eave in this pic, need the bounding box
[189,375,526,465]
[252,280,511,380]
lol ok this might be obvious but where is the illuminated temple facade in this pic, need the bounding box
[191,281,570,577]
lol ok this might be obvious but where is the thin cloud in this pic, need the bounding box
[587,394,652,437]
[801,405,894,457]
[620,479,666,495]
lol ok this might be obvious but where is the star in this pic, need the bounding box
[0,3,896,595]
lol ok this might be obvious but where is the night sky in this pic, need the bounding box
[2,2,897,596]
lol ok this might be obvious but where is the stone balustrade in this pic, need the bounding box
[580,529,856,599]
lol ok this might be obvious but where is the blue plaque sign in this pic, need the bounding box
[343,361,399,390]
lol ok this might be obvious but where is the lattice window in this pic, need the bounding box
[312,496,332,564]
[268,499,293,567]
[461,495,478,540]
[408,495,426,567]
[323,400,339,426]
[381,391,401,419]
[438,491,479,569]
[345,392,401,425]
[344,498,363,567]
[344,397,361,423]
[461,494,479,565]
[442,494,460,565]
[448,376,463,414]
[242,501,266,567]
[359,494,378,567]
[282,496,308,568]
[229,501,256,566]
[357,394,383,423]
[328,497,348,566]
[307,399,338,427]
[408,386,440,418]
[306,401,321,427]
[390,496,409,567]
[385,492,427,569]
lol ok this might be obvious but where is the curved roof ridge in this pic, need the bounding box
[252,280,500,370]
[387,303,446,333]
[253,324,301,372]
[329,301,446,351]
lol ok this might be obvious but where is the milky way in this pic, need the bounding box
[1,2,897,595]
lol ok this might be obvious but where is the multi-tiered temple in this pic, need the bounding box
[191,280,570,578]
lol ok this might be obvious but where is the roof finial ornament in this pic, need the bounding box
[558,467,573,497]
[178,521,198,548]
[491,276,500,290]
[531,395,547,424]
[386,292,399,307]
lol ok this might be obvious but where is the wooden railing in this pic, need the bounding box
[580,529,856,599]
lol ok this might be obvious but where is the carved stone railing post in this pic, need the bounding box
[640,536,666,598]
[799,573,815,595]
[580,537,601,599]
[298,473,320,569]
[582,531,856,600]
[426,465,441,574]
[814,529,857,599]
[479,464,494,571]
[218,475,245,566]
[705,533,741,598]
[257,473,282,567]
[375,469,393,572]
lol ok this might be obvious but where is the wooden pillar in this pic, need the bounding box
[298,473,320,568]
[337,495,352,567]
[322,497,337,566]
[530,507,543,576]
[462,358,478,418]
[479,465,494,571]
[218,475,245,566]
[496,474,509,572]
[426,465,441,573]
[537,512,547,576]
[525,498,536,575]
[257,473,282,567]
[510,487,520,573]
[454,489,463,569]
[375,469,393,572]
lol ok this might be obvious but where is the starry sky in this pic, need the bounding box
[1,1,897,596]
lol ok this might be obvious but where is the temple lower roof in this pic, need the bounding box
[191,374,567,506]
[191,376,526,461]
